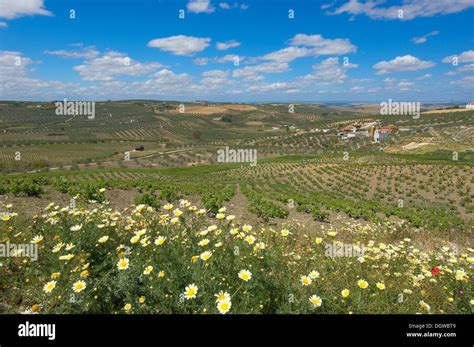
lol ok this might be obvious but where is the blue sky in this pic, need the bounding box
[0,0,473,102]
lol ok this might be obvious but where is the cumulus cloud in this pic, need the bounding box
[246,82,289,93]
[0,51,78,99]
[44,46,100,59]
[450,75,474,87]
[397,81,415,91]
[232,62,289,80]
[0,0,52,19]
[300,57,357,85]
[148,35,211,56]
[0,50,34,77]
[373,55,435,75]
[215,54,242,64]
[262,47,311,63]
[289,34,357,55]
[200,69,233,89]
[442,50,474,64]
[262,34,356,63]
[328,0,474,21]
[0,21,7,27]
[73,52,164,81]
[187,0,215,13]
[216,40,241,50]
[193,57,209,65]
[412,31,439,44]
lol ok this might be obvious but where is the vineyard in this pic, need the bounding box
[0,101,473,314]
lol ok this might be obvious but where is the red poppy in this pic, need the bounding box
[431,266,441,276]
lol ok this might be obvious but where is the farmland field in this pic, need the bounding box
[0,101,473,315]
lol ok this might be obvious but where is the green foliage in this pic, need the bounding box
[134,193,161,209]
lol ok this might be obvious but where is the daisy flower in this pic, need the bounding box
[70,224,82,232]
[200,251,212,261]
[154,236,166,246]
[72,280,86,293]
[117,257,130,270]
[309,295,322,308]
[43,281,56,293]
[184,284,198,300]
[214,291,231,303]
[143,266,153,275]
[245,235,256,245]
[98,236,109,243]
[198,239,210,247]
[31,235,44,244]
[163,203,173,211]
[301,275,312,286]
[238,269,252,282]
[242,224,252,232]
[217,299,232,314]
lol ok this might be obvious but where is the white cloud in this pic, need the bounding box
[289,34,357,55]
[383,77,396,86]
[373,55,435,75]
[219,2,249,10]
[329,0,474,21]
[457,63,474,72]
[247,82,289,93]
[201,69,228,78]
[350,86,364,92]
[193,57,209,65]
[262,34,356,64]
[73,52,164,81]
[417,73,432,80]
[300,57,357,85]
[262,47,310,63]
[412,31,439,44]
[0,21,7,27]
[187,0,215,14]
[200,70,233,89]
[398,81,415,91]
[232,62,289,80]
[215,54,243,64]
[148,35,211,56]
[383,77,416,91]
[0,0,52,19]
[0,51,78,99]
[193,54,244,65]
[0,50,34,77]
[321,2,336,10]
[216,40,241,50]
[44,46,100,59]
[442,50,474,64]
[450,75,474,87]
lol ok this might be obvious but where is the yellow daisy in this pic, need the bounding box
[184,284,198,300]
[238,269,252,282]
[72,280,86,293]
